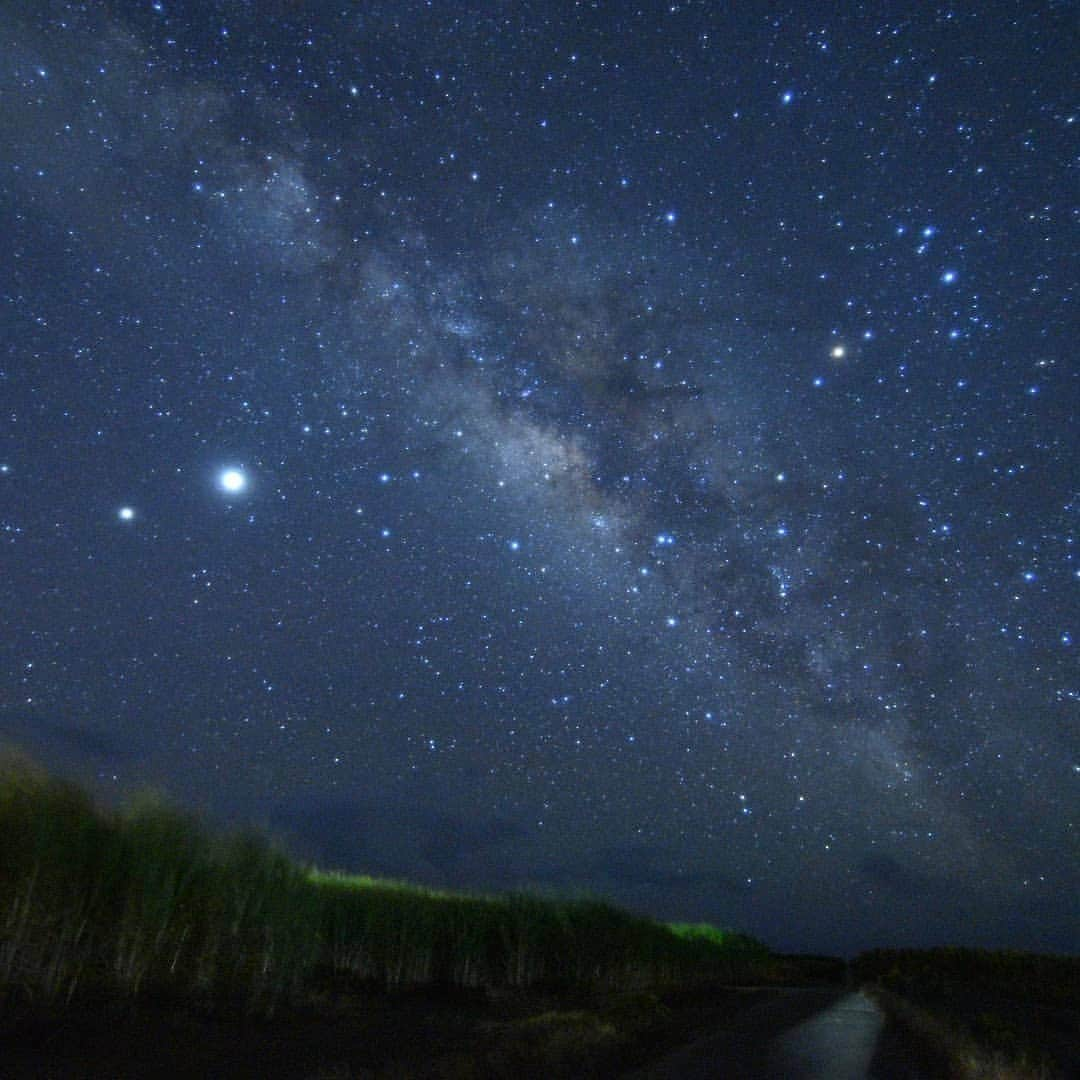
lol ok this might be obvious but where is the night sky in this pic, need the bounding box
[2,2,1076,957]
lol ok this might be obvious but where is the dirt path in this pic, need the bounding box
[626,987,928,1079]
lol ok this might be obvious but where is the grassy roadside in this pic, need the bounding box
[857,948,1079,1080]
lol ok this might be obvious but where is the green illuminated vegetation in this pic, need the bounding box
[0,753,772,1016]
[668,921,764,953]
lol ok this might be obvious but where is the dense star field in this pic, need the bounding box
[1,2,1076,956]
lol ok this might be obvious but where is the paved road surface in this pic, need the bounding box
[627,988,927,1079]
[768,990,885,1078]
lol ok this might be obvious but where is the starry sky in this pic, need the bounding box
[2,1,1076,957]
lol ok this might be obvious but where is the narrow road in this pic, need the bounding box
[768,990,885,1078]
[627,988,927,1079]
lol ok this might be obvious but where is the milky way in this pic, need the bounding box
[1,2,1076,954]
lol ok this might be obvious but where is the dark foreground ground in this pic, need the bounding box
[1,982,961,1080]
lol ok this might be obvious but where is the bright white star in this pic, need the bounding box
[219,468,247,494]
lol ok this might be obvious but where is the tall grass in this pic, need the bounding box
[0,754,322,1013]
[305,873,777,994]
[0,753,770,1016]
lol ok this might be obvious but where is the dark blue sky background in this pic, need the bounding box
[2,1,1076,956]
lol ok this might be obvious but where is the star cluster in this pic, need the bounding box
[1,2,1075,954]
